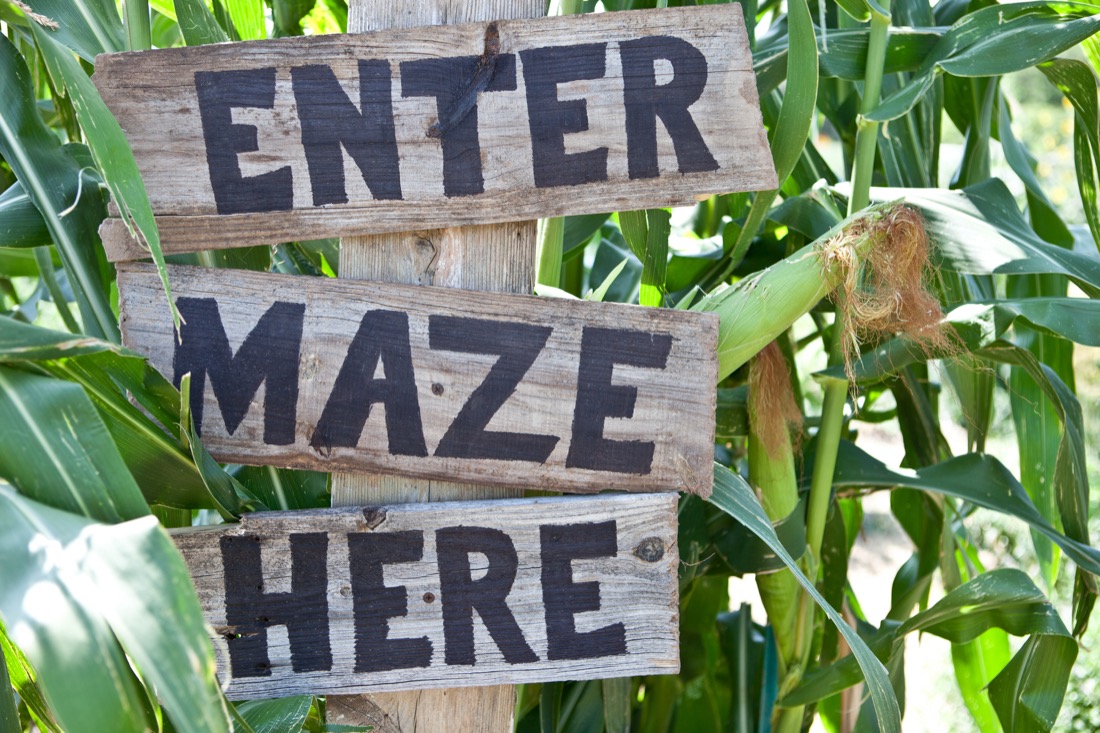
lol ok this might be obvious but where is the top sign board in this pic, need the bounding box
[94,5,775,260]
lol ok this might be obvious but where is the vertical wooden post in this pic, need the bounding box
[327,1,544,730]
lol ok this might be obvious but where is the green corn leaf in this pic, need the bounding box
[540,680,563,733]
[0,365,149,523]
[621,209,671,307]
[1006,279,1074,596]
[710,463,902,733]
[235,697,312,733]
[233,466,330,511]
[1037,56,1100,253]
[223,0,265,40]
[998,93,1074,247]
[835,0,873,22]
[149,0,176,21]
[0,629,63,733]
[0,318,261,512]
[787,569,1071,707]
[0,247,43,278]
[941,534,1013,733]
[0,34,117,340]
[754,28,940,98]
[0,181,52,248]
[23,0,125,62]
[872,179,1100,296]
[987,634,1078,733]
[0,633,19,733]
[819,440,1100,578]
[602,678,631,733]
[563,213,609,255]
[178,373,261,518]
[273,0,313,35]
[584,258,629,302]
[32,24,179,332]
[174,0,230,45]
[0,486,231,733]
[727,0,818,273]
[867,2,1100,122]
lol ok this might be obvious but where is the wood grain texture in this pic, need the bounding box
[171,494,680,700]
[94,4,774,260]
[116,262,718,496]
[332,3,541,732]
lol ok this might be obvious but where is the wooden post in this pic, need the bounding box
[327,2,543,730]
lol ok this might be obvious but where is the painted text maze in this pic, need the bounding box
[119,264,718,495]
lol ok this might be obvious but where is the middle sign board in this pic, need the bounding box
[119,263,718,495]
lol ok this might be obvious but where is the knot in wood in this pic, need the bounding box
[633,536,665,563]
[360,506,388,530]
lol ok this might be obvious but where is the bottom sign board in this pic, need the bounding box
[175,493,679,698]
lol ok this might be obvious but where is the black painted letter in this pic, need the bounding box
[566,327,672,473]
[349,530,432,672]
[221,532,331,677]
[521,43,609,188]
[195,68,293,214]
[291,60,402,206]
[619,36,718,180]
[311,310,427,456]
[173,297,304,445]
[430,316,559,462]
[541,521,626,660]
[437,527,537,665]
[400,53,517,197]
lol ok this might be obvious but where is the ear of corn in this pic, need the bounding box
[693,202,900,380]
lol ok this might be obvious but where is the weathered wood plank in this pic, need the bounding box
[117,262,718,495]
[94,4,774,260]
[172,493,679,699]
[331,3,541,731]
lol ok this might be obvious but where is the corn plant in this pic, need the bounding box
[2,0,1100,732]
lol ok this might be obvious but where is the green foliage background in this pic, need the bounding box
[2,0,1100,732]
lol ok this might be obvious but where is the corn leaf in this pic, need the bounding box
[728,0,818,273]
[0,365,148,523]
[235,697,312,733]
[987,634,1078,733]
[23,0,124,62]
[32,25,179,331]
[874,179,1100,296]
[0,486,232,733]
[821,441,1100,579]
[0,181,51,248]
[0,630,62,733]
[233,466,329,511]
[1006,281,1073,593]
[602,678,631,733]
[1038,56,1100,253]
[710,463,902,733]
[0,318,261,512]
[174,0,230,45]
[149,0,177,21]
[754,29,940,97]
[787,570,1072,710]
[998,93,1074,247]
[0,35,117,340]
[178,373,261,518]
[868,2,1100,122]
[0,633,19,733]
[223,0,265,40]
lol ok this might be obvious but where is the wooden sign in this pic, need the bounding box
[174,493,679,699]
[118,263,718,495]
[94,5,775,260]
